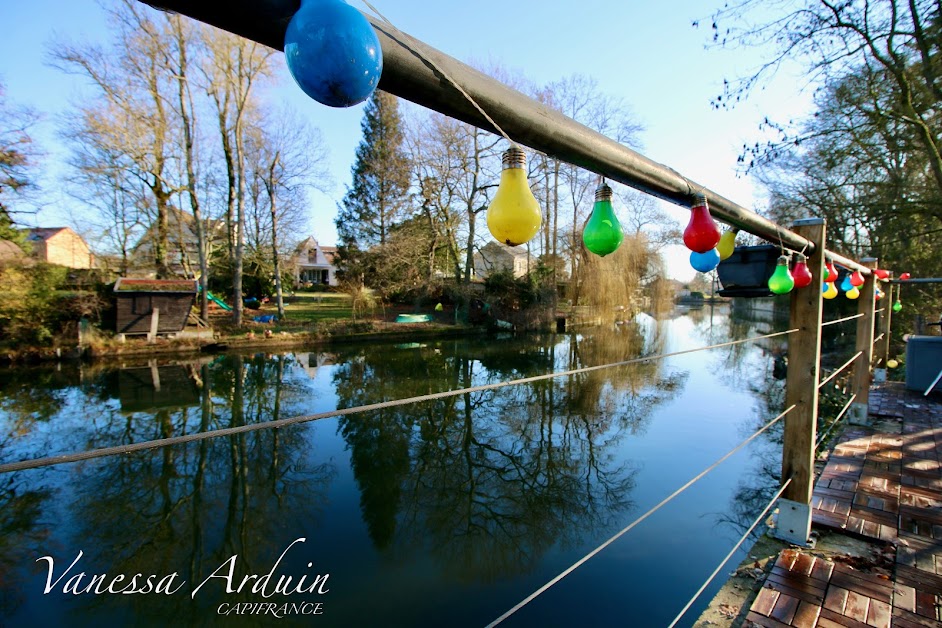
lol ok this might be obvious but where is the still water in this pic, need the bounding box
[0,306,789,627]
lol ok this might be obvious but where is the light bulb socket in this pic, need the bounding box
[777,255,789,265]
[795,253,807,262]
[501,146,527,170]
[595,182,613,202]
[691,192,708,208]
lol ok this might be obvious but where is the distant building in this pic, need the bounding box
[472,241,535,279]
[27,227,93,269]
[291,236,338,287]
[130,209,222,278]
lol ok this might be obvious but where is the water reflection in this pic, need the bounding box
[0,311,784,626]
[330,325,688,585]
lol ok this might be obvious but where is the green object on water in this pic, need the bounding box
[395,314,432,323]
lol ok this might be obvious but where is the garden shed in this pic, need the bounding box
[114,278,198,338]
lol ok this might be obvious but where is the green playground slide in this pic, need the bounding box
[205,291,232,311]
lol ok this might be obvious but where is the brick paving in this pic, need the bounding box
[746,382,942,627]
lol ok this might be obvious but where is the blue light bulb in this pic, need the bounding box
[284,0,383,107]
[690,248,720,272]
[840,274,853,292]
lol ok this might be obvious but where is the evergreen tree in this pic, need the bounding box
[0,82,39,246]
[336,92,410,250]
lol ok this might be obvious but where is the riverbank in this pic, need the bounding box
[0,320,487,364]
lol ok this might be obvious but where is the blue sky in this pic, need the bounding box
[1,0,813,281]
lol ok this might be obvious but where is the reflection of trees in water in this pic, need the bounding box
[694,307,790,540]
[0,465,51,615]
[0,355,336,622]
[0,368,80,615]
[715,443,781,541]
[335,325,686,581]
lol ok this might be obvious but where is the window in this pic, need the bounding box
[308,249,318,263]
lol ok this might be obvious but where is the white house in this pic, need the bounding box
[472,241,535,279]
[291,236,338,287]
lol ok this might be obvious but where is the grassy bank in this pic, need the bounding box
[0,292,484,363]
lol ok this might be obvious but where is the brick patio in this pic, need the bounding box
[745,382,942,627]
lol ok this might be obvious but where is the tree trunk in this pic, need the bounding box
[267,153,286,320]
[173,18,209,319]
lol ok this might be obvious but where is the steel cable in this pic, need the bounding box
[0,329,799,475]
[816,393,858,449]
[666,478,794,628]
[818,351,863,389]
[485,404,796,627]
[821,313,864,327]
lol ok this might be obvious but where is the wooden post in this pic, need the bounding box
[850,258,878,424]
[148,307,160,344]
[777,218,825,547]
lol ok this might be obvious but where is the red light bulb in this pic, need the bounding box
[849,270,864,287]
[900,272,911,280]
[792,254,813,288]
[683,194,721,253]
[824,261,838,282]
[874,269,889,280]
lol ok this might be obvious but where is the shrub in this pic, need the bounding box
[0,262,69,345]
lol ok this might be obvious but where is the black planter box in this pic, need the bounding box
[716,245,780,298]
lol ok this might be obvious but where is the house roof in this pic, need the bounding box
[294,237,338,262]
[479,241,532,260]
[28,227,69,241]
[114,278,198,294]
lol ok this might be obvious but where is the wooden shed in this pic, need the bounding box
[114,278,198,338]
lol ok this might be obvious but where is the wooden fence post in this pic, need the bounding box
[850,258,878,424]
[777,218,826,546]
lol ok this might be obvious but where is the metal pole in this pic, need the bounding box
[777,218,825,547]
[141,0,875,272]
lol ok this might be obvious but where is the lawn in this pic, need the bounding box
[278,293,354,324]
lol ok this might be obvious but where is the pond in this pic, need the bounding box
[0,305,791,627]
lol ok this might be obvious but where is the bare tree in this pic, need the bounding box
[244,107,329,318]
[53,0,181,278]
[540,74,644,301]
[713,0,942,196]
[64,137,145,274]
[164,14,213,318]
[409,111,502,283]
[201,28,275,325]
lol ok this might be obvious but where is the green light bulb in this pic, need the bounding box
[893,299,903,313]
[716,229,738,260]
[767,255,795,294]
[582,182,623,256]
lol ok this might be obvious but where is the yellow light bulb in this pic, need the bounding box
[716,229,738,260]
[486,147,542,246]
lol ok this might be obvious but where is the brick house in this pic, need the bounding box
[27,227,93,269]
